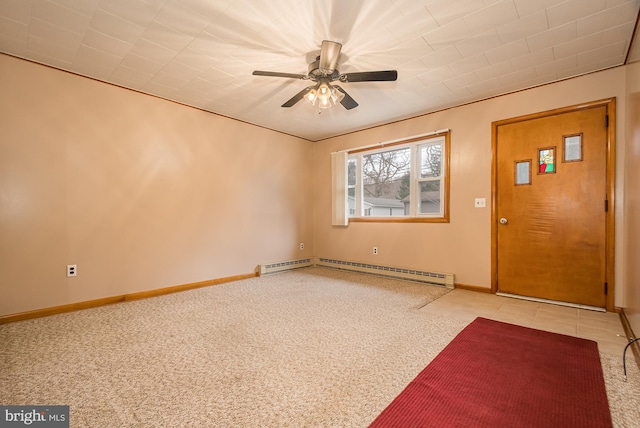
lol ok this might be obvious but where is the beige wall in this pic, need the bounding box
[0,54,313,316]
[313,67,628,298]
[624,61,640,331]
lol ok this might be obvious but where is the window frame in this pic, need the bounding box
[347,131,450,223]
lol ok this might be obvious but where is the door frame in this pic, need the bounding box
[490,98,617,311]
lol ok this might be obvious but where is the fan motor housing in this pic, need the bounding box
[308,57,340,81]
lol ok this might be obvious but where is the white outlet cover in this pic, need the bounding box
[66,264,77,277]
[475,198,486,208]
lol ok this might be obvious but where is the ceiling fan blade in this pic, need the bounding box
[253,70,307,79]
[281,86,314,107]
[319,40,342,73]
[333,86,358,110]
[341,70,398,82]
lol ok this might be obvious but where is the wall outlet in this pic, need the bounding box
[373,247,378,255]
[66,264,77,277]
[300,243,304,250]
[474,198,486,208]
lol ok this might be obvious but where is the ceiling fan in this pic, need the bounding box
[252,40,398,110]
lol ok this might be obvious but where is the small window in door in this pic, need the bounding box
[563,134,583,162]
[515,160,531,185]
[538,147,556,174]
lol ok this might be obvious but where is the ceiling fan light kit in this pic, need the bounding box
[252,40,398,112]
[304,79,345,109]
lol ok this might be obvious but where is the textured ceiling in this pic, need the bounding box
[1,0,639,141]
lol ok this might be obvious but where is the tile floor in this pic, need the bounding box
[424,289,630,356]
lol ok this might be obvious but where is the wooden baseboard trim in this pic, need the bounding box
[455,283,491,293]
[0,272,257,325]
[619,308,640,372]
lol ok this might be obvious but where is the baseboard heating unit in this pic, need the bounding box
[258,258,314,275]
[258,257,454,289]
[315,258,454,289]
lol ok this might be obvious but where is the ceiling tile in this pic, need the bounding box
[206,55,252,79]
[27,35,76,63]
[30,17,84,48]
[158,59,203,81]
[602,22,636,46]
[82,28,133,57]
[397,57,433,80]
[463,0,519,35]
[179,0,232,20]
[50,0,99,17]
[577,1,639,36]
[553,32,602,59]
[390,36,435,64]
[171,47,217,72]
[140,21,194,52]
[484,39,529,64]
[0,0,32,24]
[130,38,177,63]
[510,47,555,70]
[443,71,480,90]
[495,10,549,44]
[576,40,627,66]
[498,66,538,87]
[448,53,490,75]
[90,8,146,44]
[546,0,607,29]
[466,76,503,96]
[419,44,462,69]
[146,69,189,90]
[526,22,577,52]
[474,60,514,80]
[455,29,502,58]
[416,65,455,85]
[121,52,165,75]
[512,0,564,18]
[390,0,430,16]
[386,5,439,42]
[32,0,92,34]
[535,55,577,76]
[0,16,28,48]
[99,0,163,27]
[185,31,233,59]
[153,1,212,37]
[345,2,404,45]
[422,20,471,50]
[424,0,485,26]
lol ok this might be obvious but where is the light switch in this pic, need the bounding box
[475,198,486,208]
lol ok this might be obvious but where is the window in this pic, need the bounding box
[345,131,449,222]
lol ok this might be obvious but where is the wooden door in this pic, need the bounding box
[494,104,611,308]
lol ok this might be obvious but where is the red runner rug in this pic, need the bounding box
[369,317,612,427]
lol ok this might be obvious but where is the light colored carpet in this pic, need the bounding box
[1,267,638,427]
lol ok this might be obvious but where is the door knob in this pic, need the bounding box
[499,217,508,225]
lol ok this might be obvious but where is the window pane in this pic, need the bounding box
[418,181,441,214]
[361,147,411,199]
[420,144,442,178]
[360,147,410,217]
[348,158,357,186]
